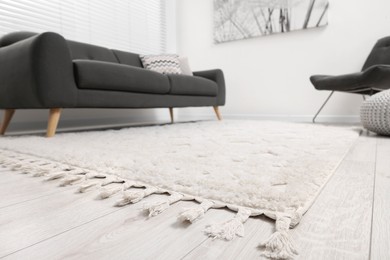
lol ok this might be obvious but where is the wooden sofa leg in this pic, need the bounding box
[0,109,15,135]
[169,107,174,123]
[46,108,61,138]
[213,106,222,121]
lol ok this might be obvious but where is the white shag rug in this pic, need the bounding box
[0,120,359,259]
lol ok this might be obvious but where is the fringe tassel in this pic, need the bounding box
[10,160,35,171]
[101,176,125,186]
[6,157,33,167]
[17,162,44,174]
[99,186,123,199]
[43,168,82,181]
[115,186,159,206]
[30,163,58,175]
[45,171,68,181]
[178,200,214,223]
[33,169,52,177]
[85,172,106,179]
[204,208,251,241]
[60,175,84,186]
[29,162,57,177]
[59,169,89,186]
[144,192,184,217]
[259,215,298,260]
[78,181,100,193]
[144,200,169,217]
[99,181,135,199]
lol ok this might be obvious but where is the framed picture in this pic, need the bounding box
[214,0,329,43]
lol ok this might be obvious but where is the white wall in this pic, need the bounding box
[176,0,390,122]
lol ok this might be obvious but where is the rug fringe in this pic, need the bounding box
[144,200,170,217]
[204,208,251,240]
[13,160,45,173]
[85,172,106,179]
[143,192,184,217]
[14,161,48,173]
[33,167,53,177]
[259,215,298,260]
[60,175,84,186]
[115,186,159,206]
[43,167,82,181]
[98,181,128,199]
[78,181,100,193]
[99,186,123,199]
[45,171,68,181]
[178,200,214,223]
[96,176,121,186]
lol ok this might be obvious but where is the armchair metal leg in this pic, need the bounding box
[0,109,15,135]
[46,108,61,137]
[312,91,334,123]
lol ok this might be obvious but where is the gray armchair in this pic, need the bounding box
[310,36,390,122]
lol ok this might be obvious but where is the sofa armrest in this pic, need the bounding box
[0,32,77,109]
[193,69,226,105]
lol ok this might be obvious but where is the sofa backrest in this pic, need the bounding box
[0,31,144,68]
[0,31,38,47]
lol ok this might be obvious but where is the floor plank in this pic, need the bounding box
[370,136,390,260]
[182,215,275,260]
[3,198,230,260]
[342,131,377,162]
[0,170,73,209]
[0,181,122,258]
[291,135,377,260]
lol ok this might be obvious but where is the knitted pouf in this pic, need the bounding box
[360,89,390,135]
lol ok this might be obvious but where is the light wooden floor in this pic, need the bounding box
[0,132,389,260]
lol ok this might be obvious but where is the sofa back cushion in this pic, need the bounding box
[112,50,143,68]
[67,40,118,63]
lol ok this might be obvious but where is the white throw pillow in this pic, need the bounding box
[139,54,182,74]
[179,56,193,76]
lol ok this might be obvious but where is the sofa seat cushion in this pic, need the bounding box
[74,60,170,94]
[168,74,218,97]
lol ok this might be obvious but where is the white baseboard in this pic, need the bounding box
[219,114,361,123]
[176,113,361,123]
[5,113,361,134]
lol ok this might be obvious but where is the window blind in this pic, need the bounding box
[0,0,169,54]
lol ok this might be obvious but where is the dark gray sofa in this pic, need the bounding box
[0,32,226,137]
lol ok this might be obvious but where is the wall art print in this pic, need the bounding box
[214,0,329,43]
